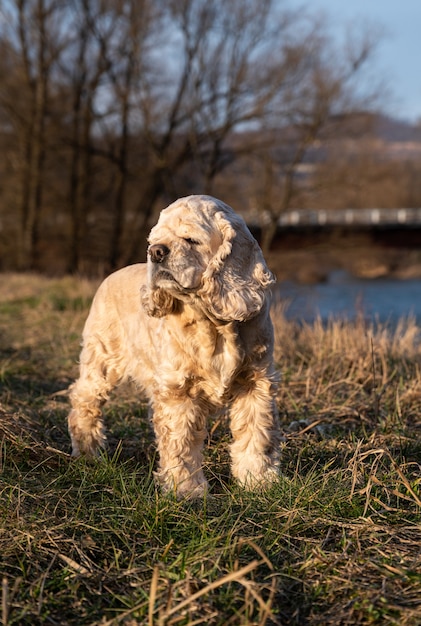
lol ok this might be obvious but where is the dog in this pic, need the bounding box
[68,195,280,497]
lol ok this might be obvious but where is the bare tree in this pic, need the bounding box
[57,0,121,272]
[247,20,385,254]
[118,0,303,265]
[0,0,388,272]
[103,0,159,269]
[0,0,65,268]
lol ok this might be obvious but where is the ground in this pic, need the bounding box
[0,273,420,625]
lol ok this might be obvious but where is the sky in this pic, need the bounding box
[1,0,419,123]
[300,0,421,123]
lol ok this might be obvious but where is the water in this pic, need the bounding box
[277,270,421,324]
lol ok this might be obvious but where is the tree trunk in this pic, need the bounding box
[15,0,49,270]
[122,172,163,266]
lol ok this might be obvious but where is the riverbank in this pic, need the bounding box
[267,230,421,284]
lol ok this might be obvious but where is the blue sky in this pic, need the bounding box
[1,0,419,123]
[301,0,421,123]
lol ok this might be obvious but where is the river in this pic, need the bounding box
[277,270,421,324]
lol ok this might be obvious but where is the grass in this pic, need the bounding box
[0,272,420,625]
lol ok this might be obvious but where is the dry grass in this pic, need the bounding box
[0,275,420,625]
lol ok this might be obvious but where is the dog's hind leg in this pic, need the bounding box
[68,336,120,457]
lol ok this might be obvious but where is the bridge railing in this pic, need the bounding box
[275,207,421,227]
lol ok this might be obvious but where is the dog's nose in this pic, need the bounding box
[149,244,170,264]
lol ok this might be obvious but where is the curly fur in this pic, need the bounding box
[68,195,280,497]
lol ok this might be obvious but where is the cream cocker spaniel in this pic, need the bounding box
[68,195,280,497]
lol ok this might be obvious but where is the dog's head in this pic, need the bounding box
[142,195,275,321]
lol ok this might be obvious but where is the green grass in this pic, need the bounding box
[0,274,420,625]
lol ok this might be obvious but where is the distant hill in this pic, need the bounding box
[374,114,421,143]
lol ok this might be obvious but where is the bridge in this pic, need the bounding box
[276,207,421,228]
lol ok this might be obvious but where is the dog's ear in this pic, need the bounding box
[197,208,275,322]
[140,286,178,318]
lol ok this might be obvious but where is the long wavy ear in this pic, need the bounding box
[197,208,275,322]
[140,285,179,318]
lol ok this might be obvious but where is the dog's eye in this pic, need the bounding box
[183,237,200,246]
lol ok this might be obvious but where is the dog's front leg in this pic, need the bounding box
[151,394,209,498]
[229,370,280,488]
